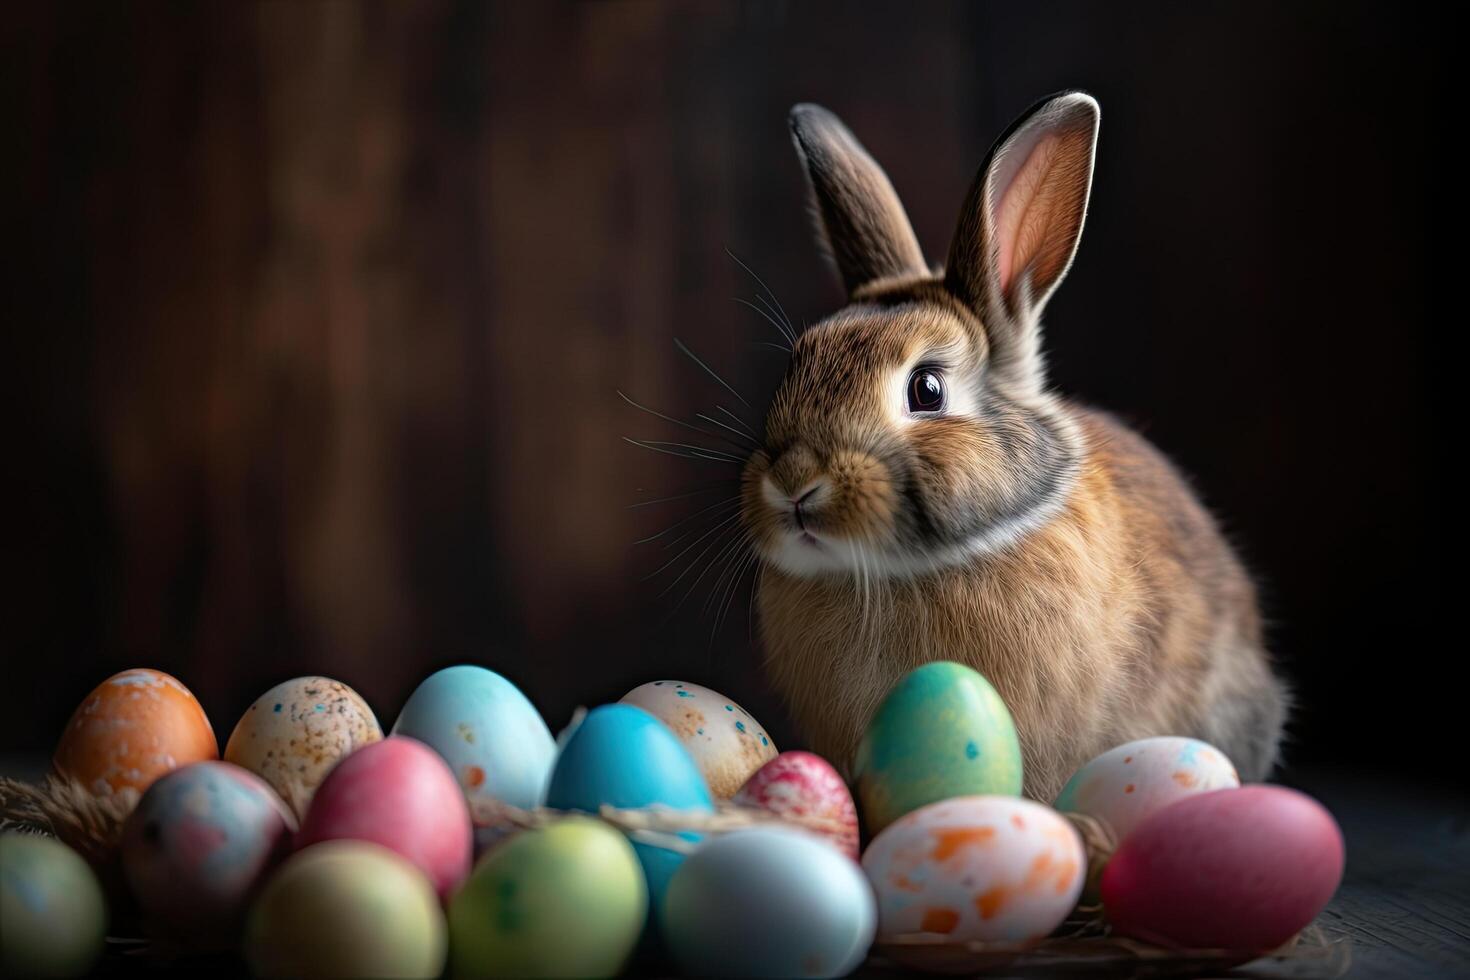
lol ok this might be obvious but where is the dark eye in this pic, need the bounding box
[907,369,945,414]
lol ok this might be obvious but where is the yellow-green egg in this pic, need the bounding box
[854,661,1022,835]
[244,841,446,979]
[0,833,107,978]
[448,816,647,979]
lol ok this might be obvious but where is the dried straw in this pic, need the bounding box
[0,774,136,866]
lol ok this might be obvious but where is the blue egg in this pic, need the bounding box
[662,827,876,978]
[546,704,713,912]
[392,665,556,813]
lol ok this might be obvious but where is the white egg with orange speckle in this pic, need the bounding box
[620,681,776,798]
[224,677,382,820]
[862,795,1085,947]
[1053,736,1239,842]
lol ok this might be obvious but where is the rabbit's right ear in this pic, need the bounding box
[790,104,928,296]
[946,93,1099,385]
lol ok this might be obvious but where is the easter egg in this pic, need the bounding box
[862,796,1085,947]
[854,662,1022,835]
[224,676,382,820]
[53,668,217,799]
[733,751,859,860]
[449,816,647,978]
[392,665,556,813]
[296,736,472,900]
[620,680,777,797]
[244,840,447,979]
[1054,736,1240,842]
[545,704,712,913]
[663,826,876,978]
[120,760,294,944]
[1101,785,1344,951]
[0,833,107,977]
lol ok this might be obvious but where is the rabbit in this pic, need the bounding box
[740,92,1288,802]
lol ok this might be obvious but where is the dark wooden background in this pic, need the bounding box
[2,2,1445,781]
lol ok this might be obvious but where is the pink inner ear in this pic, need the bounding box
[991,131,1063,298]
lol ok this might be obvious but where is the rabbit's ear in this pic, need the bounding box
[946,92,1099,349]
[790,104,927,295]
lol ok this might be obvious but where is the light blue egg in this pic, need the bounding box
[392,665,556,812]
[662,827,876,978]
[545,704,713,916]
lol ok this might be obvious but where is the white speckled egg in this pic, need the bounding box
[620,681,777,798]
[224,677,382,820]
[1053,736,1239,842]
[862,796,1085,947]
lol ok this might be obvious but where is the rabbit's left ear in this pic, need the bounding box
[946,93,1099,339]
[790,104,928,295]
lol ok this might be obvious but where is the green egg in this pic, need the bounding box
[0,833,107,978]
[449,816,647,979]
[854,661,1023,834]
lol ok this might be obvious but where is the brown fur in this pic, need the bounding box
[743,96,1286,801]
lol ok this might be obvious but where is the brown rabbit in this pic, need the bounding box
[742,93,1287,801]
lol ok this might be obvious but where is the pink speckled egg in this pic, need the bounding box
[1054,736,1240,842]
[295,737,472,901]
[734,751,859,860]
[1102,786,1344,951]
[121,761,295,945]
[862,796,1085,947]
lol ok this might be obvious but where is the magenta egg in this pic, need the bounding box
[1101,785,1344,951]
[295,736,472,900]
[733,750,859,860]
[121,760,294,944]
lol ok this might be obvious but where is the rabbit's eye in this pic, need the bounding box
[907,369,945,414]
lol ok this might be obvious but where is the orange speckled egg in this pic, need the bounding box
[54,669,218,799]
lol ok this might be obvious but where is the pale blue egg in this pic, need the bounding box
[663,827,876,978]
[392,665,556,813]
[545,704,712,915]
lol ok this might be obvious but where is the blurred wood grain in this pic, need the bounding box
[2,2,1440,771]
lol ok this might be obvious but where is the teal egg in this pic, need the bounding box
[545,704,712,916]
[854,661,1022,834]
[392,665,556,813]
[0,833,107,978]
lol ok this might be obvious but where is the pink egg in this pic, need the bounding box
[734,751,859,860]
[296,736,472,900]
[121,761,294,945]
[1101,786,1344,951]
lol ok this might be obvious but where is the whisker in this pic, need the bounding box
[735,298,796,348]
[643,511,742,583]
[674,337,751,410]
[627,486,730,509]
[634,496,741,545]
[754,341,793,354]
[715,545,759,644]
[635,439,747,463]
[753,292,795,340]
[622,437,745,466]
[618,390,756,455]
[700,530,749,618]
[662,519,744,599]
[715,405,760,439]
[686,527,749,610]
[725,247,797,341]
[694,412,762,449]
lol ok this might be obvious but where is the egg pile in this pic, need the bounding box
[1,660,1344,978]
